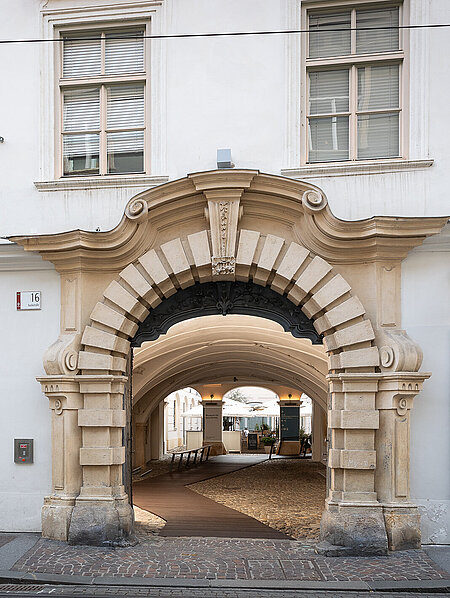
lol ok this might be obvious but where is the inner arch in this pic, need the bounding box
[132,281,323,347]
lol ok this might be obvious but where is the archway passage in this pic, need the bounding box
[130,313,328,540]
[131,281,323,346]
[20,169,441,553]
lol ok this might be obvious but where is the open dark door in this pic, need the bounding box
[123,350,133,505]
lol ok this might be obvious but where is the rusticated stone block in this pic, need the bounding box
[314,297,365,333]
[90,302,138,337]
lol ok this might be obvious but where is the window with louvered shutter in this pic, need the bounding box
[60,28,147,176]
[305,3,403,163]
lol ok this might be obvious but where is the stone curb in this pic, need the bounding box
[1,570,450,592]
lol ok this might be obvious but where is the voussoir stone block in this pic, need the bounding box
[271,243,309,294]
[90,303,138,337]
[78,351,113,371]
[324,320,375,351]
[303,274,351,318]
[287,256,333,304]
[103,280,149,320]
[188,230,211,267]
[120,264,162,307]
[314,297,365,334]
[139,249,175,297]
[253,234,284,285]
[330,347,380,370]
[81,326,130,355]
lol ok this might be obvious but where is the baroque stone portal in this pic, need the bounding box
[11,170,447,553]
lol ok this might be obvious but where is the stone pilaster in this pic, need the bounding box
[133,422,147,469]
[312,401,326,463]
[38,376,83,542]
[68,375,135,547]
[376,372,429,550]
[318,373,388,556]
[202,400,225,455]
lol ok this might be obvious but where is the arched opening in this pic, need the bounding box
[27,169,436,553]
[129,309,328,541]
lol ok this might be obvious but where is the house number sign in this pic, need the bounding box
[16,291,41,310]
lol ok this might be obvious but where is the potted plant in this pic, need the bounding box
[260,436,276,454]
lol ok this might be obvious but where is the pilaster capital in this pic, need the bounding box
[376,372,430,413]
[37,375,83,412]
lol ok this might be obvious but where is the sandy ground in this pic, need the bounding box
[189,458,326,540]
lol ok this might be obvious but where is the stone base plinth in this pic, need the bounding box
[383,505,421,551]
[68,498,136,547]
[42,496,76,542]
[278,441,301,456]
[317,503,388,556]
[204,441,226,456]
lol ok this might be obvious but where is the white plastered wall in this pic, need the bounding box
[0,245,60,531]
[402,228,450,544]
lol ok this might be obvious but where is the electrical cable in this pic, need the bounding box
[0,23,449,44]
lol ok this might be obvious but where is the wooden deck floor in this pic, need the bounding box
[133,455,292,539]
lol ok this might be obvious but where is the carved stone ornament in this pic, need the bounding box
[211,257,235,276]
[132,281,323,347]
[204,189,243,276]
[379,329,423,372]
[302,190,327,213]
[125,197,148,222]
[43,333,80,375]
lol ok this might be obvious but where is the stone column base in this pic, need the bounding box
[42,496,76,542]
[204,441,226,456]
[316,503,388,556]
[68,498,136,547]
[383,505,421,551]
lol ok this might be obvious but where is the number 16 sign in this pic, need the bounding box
[16,291,41,310]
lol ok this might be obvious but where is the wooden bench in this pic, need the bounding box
[170,445,212,470]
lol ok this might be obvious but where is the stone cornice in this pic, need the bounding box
[10,170,449,271]
[0,242,55,271]
[281,159,434,179]
[34,175,169,193]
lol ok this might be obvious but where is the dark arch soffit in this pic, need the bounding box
[131,281,323,347]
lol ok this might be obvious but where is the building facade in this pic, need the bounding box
[0,0,448,552]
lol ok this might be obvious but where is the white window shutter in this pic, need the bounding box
[309,11,351,58]
[107,84,145,130]
[63,35,101,78]
[309,70,349,115]
[358,65,399,111]
[105,31,145,75]
[63,88,100,131]
[356,7,399,55]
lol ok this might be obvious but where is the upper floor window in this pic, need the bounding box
[60,29,147,177]
[305,3,404,163]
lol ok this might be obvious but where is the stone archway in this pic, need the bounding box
[12,170,446,554]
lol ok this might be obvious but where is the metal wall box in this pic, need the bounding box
[14,439,33,463]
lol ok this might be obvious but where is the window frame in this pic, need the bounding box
[301,0,408,166]
[55,20,151,179]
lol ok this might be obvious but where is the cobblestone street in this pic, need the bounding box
[11,536,449,583]
[0,585,449,598]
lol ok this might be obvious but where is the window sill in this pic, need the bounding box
[34,174,169,192]
[281,159,434,179]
